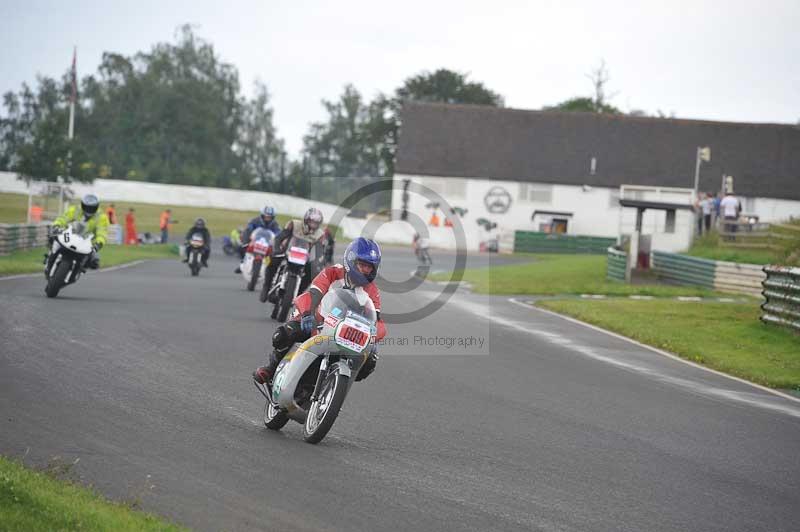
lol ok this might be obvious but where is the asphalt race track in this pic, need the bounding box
[2,246,799,532]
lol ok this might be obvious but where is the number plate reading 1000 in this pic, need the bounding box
[334,317,371,352]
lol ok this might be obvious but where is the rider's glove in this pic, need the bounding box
[93,242,103,252]
[50,226,63,236]
[300,313,315,334]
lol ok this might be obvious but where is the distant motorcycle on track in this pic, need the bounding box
[241,228,275,291]
[186,233,206,276]
[44,222,94,298]
[263,235,325,322]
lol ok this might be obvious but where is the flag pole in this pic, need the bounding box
[66,46,76,181]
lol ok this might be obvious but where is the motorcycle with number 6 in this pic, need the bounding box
[254,286,377,444]
[44,222,94,298]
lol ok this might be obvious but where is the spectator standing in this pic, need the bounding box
[159,209,174,243]
[695,193,713,235]
[106,203,117,224]
[712,192,722,228]
[720,192,741,240]
[125,208,138,245]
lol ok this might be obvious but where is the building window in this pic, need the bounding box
[443,178,466,199]
[743,197,755,213]
[519,183,552,203]
[665,209,676,233]
[420,177,444,196]
[609,192,620,208]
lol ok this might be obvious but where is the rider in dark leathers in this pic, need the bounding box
[182,218,211,267]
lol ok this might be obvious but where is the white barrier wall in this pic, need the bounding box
[0,172,340,221]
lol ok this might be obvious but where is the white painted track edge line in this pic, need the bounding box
[508,297,800,405]
[0,259,149,281]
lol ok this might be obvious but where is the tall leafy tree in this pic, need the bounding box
[0,25,285,188]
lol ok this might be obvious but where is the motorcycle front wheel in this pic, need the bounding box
[264,400,289,430]
[45,259,71,298]
[258,269,271,303]
[247,258,262,291]
[276,274,297,322]
[303,371,349,444]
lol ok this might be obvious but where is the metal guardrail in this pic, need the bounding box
[651,251,765,296]
[0,223,51,254]
[514,231,616,254]
[651,251,716,289]
[761,266,800,332]
[606,247,626,281]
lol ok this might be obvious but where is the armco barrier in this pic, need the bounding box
[514,231,615,254]
[651,251,716,289]
[761,266,800,332]
[651,251,765,296]
[0,223,50,254]
[606,247,626,281]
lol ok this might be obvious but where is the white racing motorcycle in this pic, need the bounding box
[44,222,95,298]
[240,228,275,291]
[254,286,377,444]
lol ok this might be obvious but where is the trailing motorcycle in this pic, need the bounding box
[240,228,274,291]
[44,222,94,298]
[254,286,377,444]
[186,233,205,276]
[264,235,325,322]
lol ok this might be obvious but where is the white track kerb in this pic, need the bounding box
[507,297,800,406]
[0,259,147,282]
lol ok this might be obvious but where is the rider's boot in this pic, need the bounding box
[252,347,287,386]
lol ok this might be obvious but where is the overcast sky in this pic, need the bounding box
[1,0,798,157]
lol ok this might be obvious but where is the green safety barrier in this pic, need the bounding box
[606,247,627,281]
[514,231,616,254]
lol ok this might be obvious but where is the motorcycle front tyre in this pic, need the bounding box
[247,258,262,291]
[303,372,349,444]
[276,274,297,322]
[45,259,72,298]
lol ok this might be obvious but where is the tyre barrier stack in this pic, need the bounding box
[606,247,626,281]
[651,251,765,297]
[0,223,51,255]
[760,266,800,332]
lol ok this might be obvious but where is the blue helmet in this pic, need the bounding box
[343,238,381,286]
[261,205,275,218]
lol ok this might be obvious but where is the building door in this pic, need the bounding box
[552,218,568,234]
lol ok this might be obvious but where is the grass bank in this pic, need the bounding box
[536,299,800,390]
[0,192,291,236]
[432,254,721,297]
[0,455,185,531]
[0,244,177,276]
[686,227,800,266]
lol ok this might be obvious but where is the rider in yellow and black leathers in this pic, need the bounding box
[52,194,109,269]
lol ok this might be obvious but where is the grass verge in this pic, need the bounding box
[0,455,185,531]
[0,244,177,276]
[686,229,800,266]
[536,299,800,390]
[432,254,722,297]
[0,192,291,236]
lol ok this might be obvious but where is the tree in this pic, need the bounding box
[543,60,622,115]
[0,25,285,188]
[237,81,286,191]
[395,68,504,106]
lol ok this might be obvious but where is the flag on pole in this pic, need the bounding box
[70,46,77,104]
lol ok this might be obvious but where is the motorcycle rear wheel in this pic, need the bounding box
[45,259,71,298]
[303,371,349,444]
